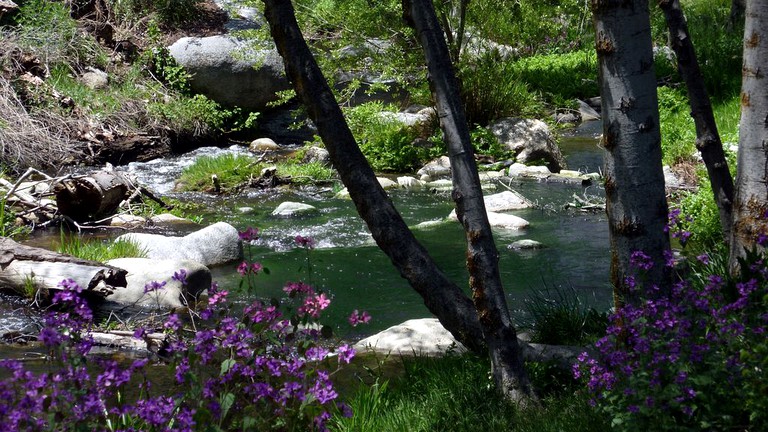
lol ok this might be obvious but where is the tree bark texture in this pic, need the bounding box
[659,0,735,242]
[730,0,768,268]
[592,0,671,305]
[402,0,535,403]
[53,170,132,222]
[0,237,127,297]
[261,0,486,353]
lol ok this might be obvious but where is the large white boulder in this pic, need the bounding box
[489,118,566,173]
[354,318,468,356]
[168,35,290,111]
[106,258,211,309]
[115,222,242,267]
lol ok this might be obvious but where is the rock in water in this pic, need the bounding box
[115,222,243,267]
[106,258,211,309]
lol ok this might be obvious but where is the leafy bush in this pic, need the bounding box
[575,246,768,431]
[0,230,369,431]
[512,50,598,106]
[345,102,437,172]
[110,0,203,26]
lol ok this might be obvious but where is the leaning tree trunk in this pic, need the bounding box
[260,0,486,354]
[593,0,671,306]
[402,0,535,404]
[659,0,735,242]
[729,0,768,270]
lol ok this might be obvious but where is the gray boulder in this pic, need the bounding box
[508,239,545,250]
[168,35,290,111]
[106,258,211,309]
[80,67,108,90]
[354,318,468,356]
[577,99,601,121]
[489,118,566,173]
[483,191,532,211]
[417,156,452,181]
[115,222,242,267]
[302,146,330,165]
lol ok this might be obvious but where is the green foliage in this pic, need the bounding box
[148,94,235,137]
[0,196,29,239]
[519,284,608,346]
[13,0,103,67]
[458,52,542,126]
[512,50,598,106]
[468,125,511,159]
[110,0,202,26]
[331,354,608,431]
[177,153,336,191]
[345,102,437,173]
[57,235,147,262]
[673,179,723,251]
[658,86,698,165]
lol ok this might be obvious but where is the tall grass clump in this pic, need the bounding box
[458,52,542,126]
[518,284,608,346]
[57,235,147,262]
[332,353,608,432]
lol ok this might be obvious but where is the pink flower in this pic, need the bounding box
[300,293,331,318]
[238,227,259,242]
[348,310,371,326]
[237,261,250,276]
[295,235,316,249]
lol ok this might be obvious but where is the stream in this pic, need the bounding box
[0,120,609,348]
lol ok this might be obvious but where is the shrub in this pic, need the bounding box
[458,52,542,126]
[0,229,370,431]
[511,50,598,106]
[575,245,768,431]
[345,102,436,173]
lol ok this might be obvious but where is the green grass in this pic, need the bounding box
[331,354,608,432]
[176,153,337,192]
[57,235,147,262]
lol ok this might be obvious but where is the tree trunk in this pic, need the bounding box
[261,0,486,354]
[592,0,671,306]
[729,0,768,269]
[402,0,535,404]
[0,237,127,297]
[659,0,735,242]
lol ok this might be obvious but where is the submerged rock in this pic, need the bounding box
[106,258,211,309]
[508,239,545,250]
[115,222,242,267]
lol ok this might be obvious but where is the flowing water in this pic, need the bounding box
[0,121,610,350]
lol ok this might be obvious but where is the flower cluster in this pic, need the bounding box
[575,248,768,430]
[0,229,372,431]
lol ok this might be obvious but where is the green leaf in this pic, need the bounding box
[220,392,235,421]
[220,358,236,376]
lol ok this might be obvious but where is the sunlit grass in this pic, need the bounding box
[57,235,147,262]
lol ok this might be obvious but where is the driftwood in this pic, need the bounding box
[0,237,127,297]
[53,169,133,222]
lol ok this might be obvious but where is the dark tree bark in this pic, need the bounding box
[659,0,735,242]
[402,0,535,404]
[261,0,486,354]
[592,0,671,306]
[729,0,768,269]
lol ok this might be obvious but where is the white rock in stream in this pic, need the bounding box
[508,239,545,250]
[397,176,425,189]
[377,177,399,189]
[272,201,319,217]
[116,222,242,267]
[483,190,532,211]
[354,318,467,356]
[106,258,211,309]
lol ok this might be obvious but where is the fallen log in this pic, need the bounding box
[0,237,127,297]
[53,169,132,222]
